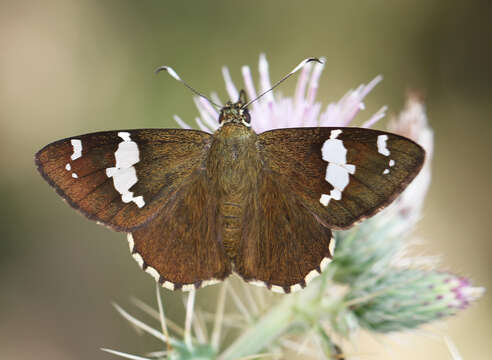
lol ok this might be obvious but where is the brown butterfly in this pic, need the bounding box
[35,59,425,293]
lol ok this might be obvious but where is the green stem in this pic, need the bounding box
[219,272,337,360]
[219,295,296,360]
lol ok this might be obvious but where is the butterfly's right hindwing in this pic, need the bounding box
[233,171,333,293]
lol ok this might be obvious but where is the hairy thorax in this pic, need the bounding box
[206,123,262,260]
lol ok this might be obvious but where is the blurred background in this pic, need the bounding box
[1,0,490,359]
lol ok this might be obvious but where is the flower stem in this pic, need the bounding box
[219,272,335,360]
[219,295,296,360]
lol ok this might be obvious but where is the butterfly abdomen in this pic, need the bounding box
[207,123,261,260]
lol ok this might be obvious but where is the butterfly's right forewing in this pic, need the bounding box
[36,129,212,231]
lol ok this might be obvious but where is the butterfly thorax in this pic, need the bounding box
[207,122,261,260]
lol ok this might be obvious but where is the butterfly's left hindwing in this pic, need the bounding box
[130,172,232,290]
[259,127,425,229]
[35,129,212,231]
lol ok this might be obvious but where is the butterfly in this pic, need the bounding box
[35,59,425,293]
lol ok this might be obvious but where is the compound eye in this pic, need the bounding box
[219,106,231,124]
[243,109,251,124]
[218,111,225,124]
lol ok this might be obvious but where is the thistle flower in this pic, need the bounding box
[175,53,387,133]
[387,94,433,229]
[331,93,434,284]
[103,55,483,360]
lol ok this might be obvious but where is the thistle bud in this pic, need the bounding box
[346,269,484,333]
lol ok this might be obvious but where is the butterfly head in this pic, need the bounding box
[218,90,251,127]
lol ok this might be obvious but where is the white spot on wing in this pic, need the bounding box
[200,279,222,289]
[378,135,397,175]
[126,234,222,291]
[377,135,390,156]
[330,129,342,139]
[329,238,336,255]
[326,164,349,190]
[383,158,395,174]
[319,129,356,206]
[247,280,266,288]
[106,132,146,208]
[320,257,331,271]
[241,244,333,294]
[181,284,196,292]
[66,140,82,178]
[270,285,285,293]
[133,252,144,268]
[161,281,175,291]
[320,194,330,206]
[70,139,82,160]
[304,268,319,284]
[145,267,160,282]
[127,233,134,251]
[290,284,303,292]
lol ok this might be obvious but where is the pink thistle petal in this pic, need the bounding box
[198,96,220,128]
[241,65,258,110]
[361,105,388,128]
[319,103,341,127]
[383,96,433,229]
[360,75,383,99]
[318,75,383,127]
[306,58,326,105]
[186,55,386,134]
[250,103,268,133]
[194,116,212,133]
[210,92,223,107]
[259,53,275,104]
[193,97,219,131]
[343,76,383,125]
[173,115,191,129]
[302,102,322,127]
[294,61,313,106]
[222,66,239,101]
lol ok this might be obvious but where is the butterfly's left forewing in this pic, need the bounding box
[259,127,425,230]
[35,129,212,231]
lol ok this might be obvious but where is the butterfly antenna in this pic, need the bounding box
[155,65,222,109]
[241,57,323,109]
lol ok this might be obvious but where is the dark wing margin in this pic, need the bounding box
[35,129,212,232]
[233,171,334,293]
[129,172,232,290]
[259,127,425,230]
